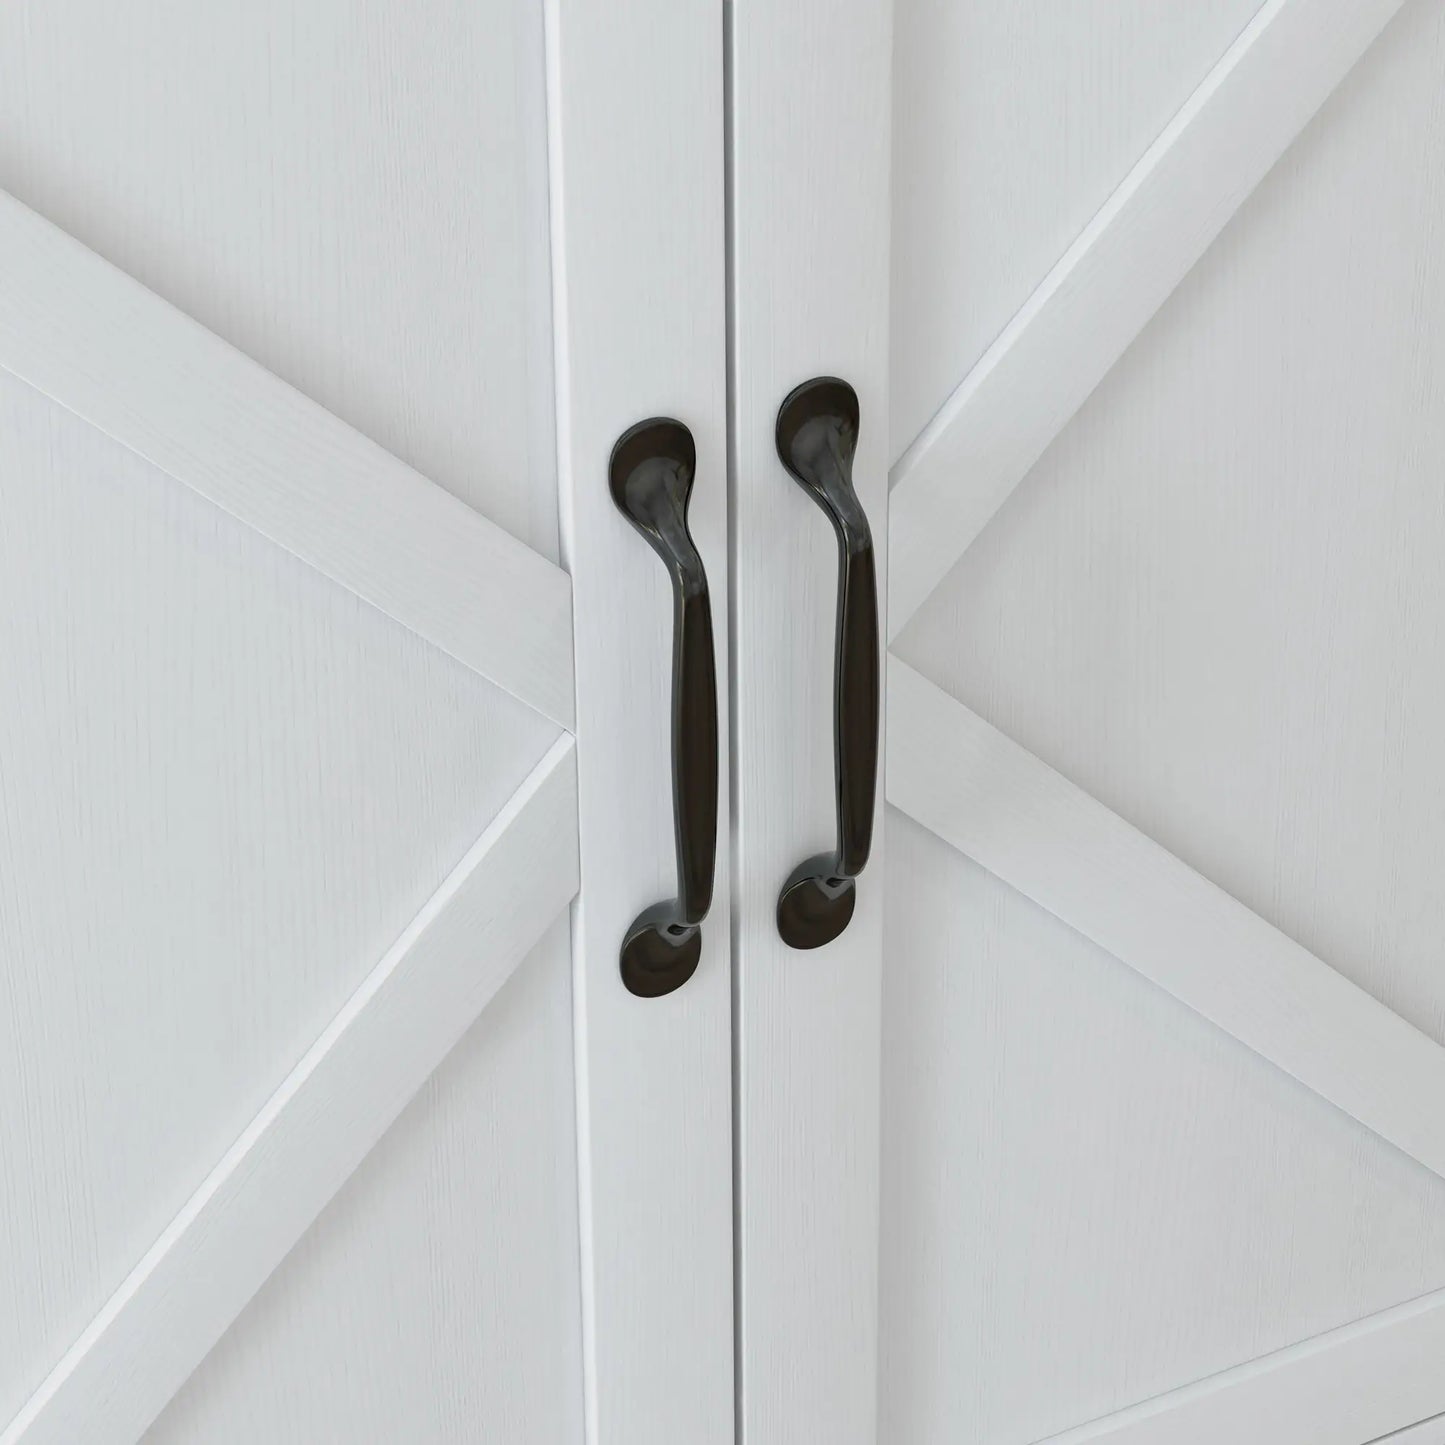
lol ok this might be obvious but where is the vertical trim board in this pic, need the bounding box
[544,3,736,1443]
[728,3,893,1443]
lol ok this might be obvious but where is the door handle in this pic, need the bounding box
[609,418,719,997]
[774,377,879,950]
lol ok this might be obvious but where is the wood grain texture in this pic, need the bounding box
[728,3,893,1442]
[894,0,1445,1051]
[887,0,1409,638]
[0,189,575,728]
[0,372,559,1431]
[881,806,1445,1444]
[0,0,560,559]
[145,920,584,1445]
[1031,1288,1445,1445]
[890,0,1260,462]
[3,736,579,1445]
[886,658,1445,1185]
[544,3,734,1443]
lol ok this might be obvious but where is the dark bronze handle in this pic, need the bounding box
[774,378,879,950]
[609,418,718,997]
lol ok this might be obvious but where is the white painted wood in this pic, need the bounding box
[728,3,892,1442]
[544,3,733,1443]
[881,806,1445,1444]
[0,189,575,728]
[0,370,560,1430]
[886,658,1445,1184]
[887,0,1408,638]
[2,737,579,1445]
[894,0,1445,1054]
[145,920,584,1445]
[877,0,1445,1427]
[1032,1288,1445,1445]
[0,0,560,559]
[2,2,740,1436]
[1374,1415,1445,1445]
[890,0,1261,463]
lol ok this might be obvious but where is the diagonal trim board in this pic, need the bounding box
[1371,1414,1445,1445]
[1,736,579,1445]
[0,188,576,730]
[1031,1286,1445,1445]
[887,658,1445,1186]
[887,0,1410,640]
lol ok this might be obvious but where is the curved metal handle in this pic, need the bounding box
[774,377,879,950]
[609,418,718,997]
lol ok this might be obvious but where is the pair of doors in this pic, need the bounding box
[6,0,1445,1442]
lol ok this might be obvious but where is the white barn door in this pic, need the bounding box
[0,3,731,1443]
[887,0,1445,1440]
[738,1,1445,1442]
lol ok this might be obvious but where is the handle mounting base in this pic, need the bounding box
[776,854,857,951]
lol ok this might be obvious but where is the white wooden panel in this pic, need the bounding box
[887,659,1445,1185]
[1375,1415,1445,1445]
[1031,1287,1445,1445]
[0,0,559,557]
[145,920,583,1445]
[888,0,1410,637]
[881,806,1445,1445]
[0,371,561,1436]
[895,0,1445,1046]
[4,738,578,1445]
[544,3,733,1443]
[890,0,1260,461]
[729,4,892,1443]
[0,192,574,728]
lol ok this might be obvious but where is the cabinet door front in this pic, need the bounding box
[886,1,1445,1442]
[0,3,731,1443]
